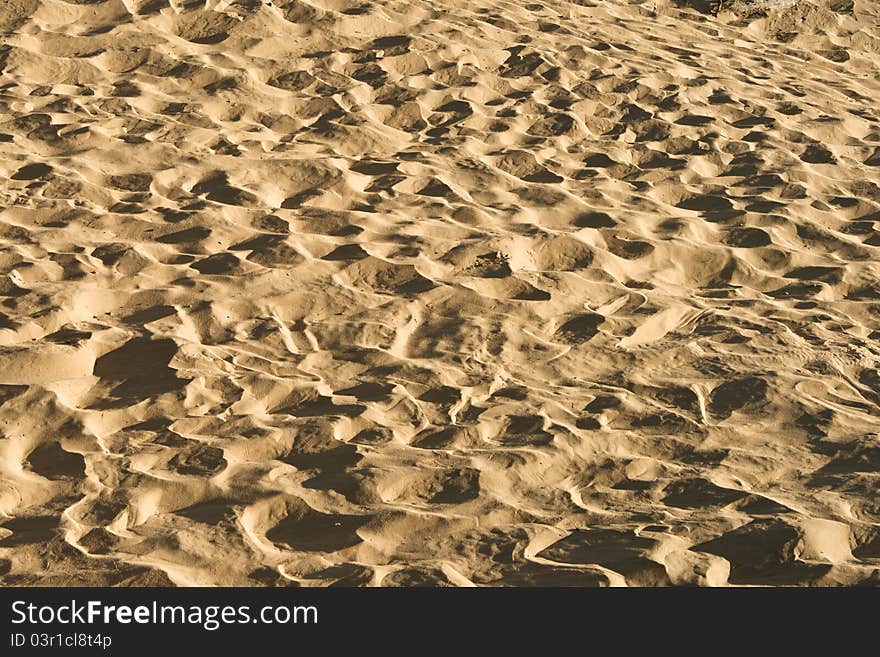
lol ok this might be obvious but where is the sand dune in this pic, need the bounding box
[1,0,879,586]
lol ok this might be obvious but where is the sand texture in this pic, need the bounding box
[1,0,880,587]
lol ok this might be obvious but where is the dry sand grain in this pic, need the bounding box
[1,0,879,586]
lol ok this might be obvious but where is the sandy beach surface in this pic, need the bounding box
[1,0,879,586]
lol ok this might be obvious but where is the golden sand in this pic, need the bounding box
[0,0,879,586]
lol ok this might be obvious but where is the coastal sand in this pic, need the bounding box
[1,0,879,586]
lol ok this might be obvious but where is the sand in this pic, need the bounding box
[0,0,879,587]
